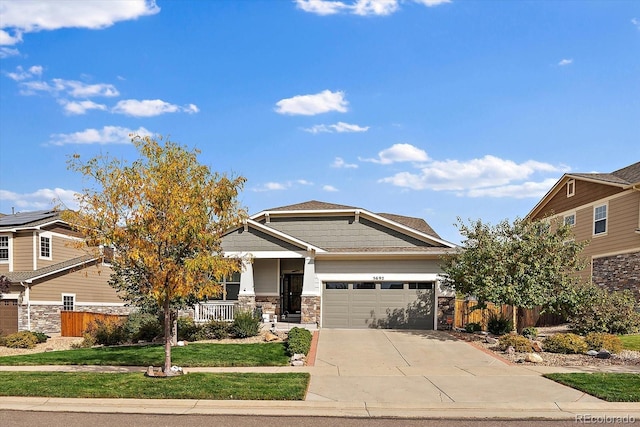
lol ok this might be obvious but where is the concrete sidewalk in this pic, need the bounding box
[0,329,639,420]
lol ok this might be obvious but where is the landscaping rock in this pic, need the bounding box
[596,350,611,359]
[525,353,543,363]
[264,332,279,342]
[531,341,543,352]
[485,336,498,345]
[506,346,515,355]
[290,353,306,366]
[586,350,599,357]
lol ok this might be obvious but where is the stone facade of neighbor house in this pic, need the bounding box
[527,162,640,300]
[0,210,127,334]
[214,200,458,329]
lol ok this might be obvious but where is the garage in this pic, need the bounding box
[322,281,434,329]
[0,299,19,335]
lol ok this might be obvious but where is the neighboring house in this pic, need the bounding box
[214,200,458,329]
[527,162,640,299]
[0,210,128,334]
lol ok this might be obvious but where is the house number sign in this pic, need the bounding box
[373,276,384,281]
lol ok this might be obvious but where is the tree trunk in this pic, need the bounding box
[163,299,172,374]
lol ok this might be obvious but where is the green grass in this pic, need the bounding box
[545,373,640,402]
[619,334,640,351]
[0,371,309,400]
[0,342,289,367]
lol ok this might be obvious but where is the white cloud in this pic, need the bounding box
[632,18,640,29]
[275,90,348,116]
[303,121,369,133]
[360,143,429,164]
[59,100,108,115]
[558,58,573,66]
[295,0,448,16]
[0,47,19,58]
[378,154,568,198]
[112,99,199,117]
[20,78,119,98]
[5,65,42,81]
[0,188,79,211]
[322,185,339,192]
[48,126,152,146]
[331,157,358,169]
[252,180,314,192]
[0,0,159,50]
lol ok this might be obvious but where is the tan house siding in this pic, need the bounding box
[533,180,622,220]
[35,233,83,269]
[13,231,34,271]
[29,264,120,303]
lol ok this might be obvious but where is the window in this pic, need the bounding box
[40,235,51,259]
[594,204,607,235]
[62,294,75,311]
[210,272,240,301]
[353,282,375,290]
[564,213,576,227]
[0,236,8,262]
[409,282,433,290]
[380,282,404,290]
[567,179,575,197]
[325,282,348,290]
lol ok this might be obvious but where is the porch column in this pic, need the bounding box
[301,253,320,324]
[238,259,256,313]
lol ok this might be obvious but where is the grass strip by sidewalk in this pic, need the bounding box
[0,371,309,400]
[544,373,640,402]
[620,334,640,351]
[0,342,289,367]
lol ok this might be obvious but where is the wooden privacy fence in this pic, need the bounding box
[61,311,128,337]
[454,299,564,331]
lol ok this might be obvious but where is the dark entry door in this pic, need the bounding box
[282,274,303,317]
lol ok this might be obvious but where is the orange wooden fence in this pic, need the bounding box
[60,311,127,337]
[454,299,564,331]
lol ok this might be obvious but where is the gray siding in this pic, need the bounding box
[316,259,442,275]
[222,228,302,252]
[265,216,435,249]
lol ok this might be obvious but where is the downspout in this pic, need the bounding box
[20,281,31,331]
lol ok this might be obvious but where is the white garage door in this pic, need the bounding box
[323,281,434,329]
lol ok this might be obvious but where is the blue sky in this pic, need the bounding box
[1,0,638,244]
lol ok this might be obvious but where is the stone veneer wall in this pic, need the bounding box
[592,251,640,300]
[18,305,132,334]
[301,296,320,325]
[236,295,256,314]
[437,296,455,329]
[255,296,279,320]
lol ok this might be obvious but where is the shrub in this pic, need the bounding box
[543,333,588,354]
[487,313,513,335]
[464,322,482,333]
[497,334,533,352]
[198,320,231,340]
[567,286,640,335]
[74,332,96,348]
[3,331,38,349]
[584,332,623,354]
[230,310,261,338]
[123,312,162,342]
[0,336,6,346]
[84,318,127,346]
[287,327,313,356]
[521,327,538,340]
[177,316,201,341]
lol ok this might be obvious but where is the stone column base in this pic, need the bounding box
[301,295,320,324]
[237,295,256,314]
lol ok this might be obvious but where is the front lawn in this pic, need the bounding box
[620,334,640,351]
[0,342,289,367]
[0,371,309,400]
[545,373,640,402]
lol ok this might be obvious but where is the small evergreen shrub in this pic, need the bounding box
[287,327,313,356]
[4,331,38,349]
[123,312,162,342]
[521,327,538,340]
[464,322,482,333]
[487,313,513,335]
[84,318,127,346]
[497,334,533,352]
[543,333,588,354]
[584,332,623,354]
[230,310,260,338]
[75,332,96,348]
[177,316,200,341]
[199,320,231,340]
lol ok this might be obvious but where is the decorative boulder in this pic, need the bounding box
[586,350,599,357]
[485,336,498,345]
[596,350,611,359]
[506,346,515,355]
[531,341,543,352]
[264,332,280,342]
[524,353,543,363]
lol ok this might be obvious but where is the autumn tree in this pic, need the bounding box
[0,275,10,295]
[64,135,246,375]
[441,217,588,331]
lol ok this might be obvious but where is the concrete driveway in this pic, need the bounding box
[306,329,601,404]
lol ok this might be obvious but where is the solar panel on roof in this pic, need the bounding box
[0,210,58,227]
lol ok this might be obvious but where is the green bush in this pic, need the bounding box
[464,322,482,333]
[568,287,640,335]
[123,312,162,342]
[84,318,127,346]
[177,316,200,341]
[497,334,533,352]
[585,332,623,354]
[230,310,261,338]
[3,331,38,349]
[487,313,513,335]
[543,333,588,354]
[521,327,538,339]
[287,327,313,356]
[198,320,231,340]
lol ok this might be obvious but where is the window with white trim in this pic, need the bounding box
[0,236,8,262]
[62,294,75,311]
[594,204,607,235]
[209,272,240,301]
[566,179,575,197]
[564,213,576,227]
[40,235,51,259]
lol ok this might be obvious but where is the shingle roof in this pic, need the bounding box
[0,210,60,229]
[377,213,441,239]
[3,255,95,283]
[570,161,640,186]
[266,200,360,211]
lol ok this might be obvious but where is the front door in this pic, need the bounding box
[282,274,303,320]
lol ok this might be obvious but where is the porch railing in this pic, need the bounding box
[194,301,237,323]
